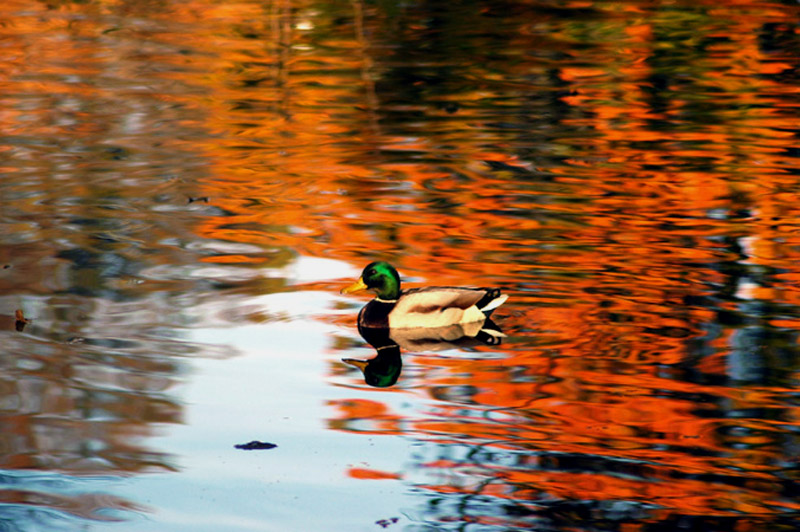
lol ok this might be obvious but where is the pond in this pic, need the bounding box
[1,0,799,530]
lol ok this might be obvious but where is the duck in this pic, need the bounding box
[341,261,508,329]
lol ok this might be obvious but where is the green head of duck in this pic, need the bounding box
[341,261,401,300]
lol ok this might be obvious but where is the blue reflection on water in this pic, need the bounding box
[0,470,141,530]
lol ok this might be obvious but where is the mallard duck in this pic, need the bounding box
[341,261,508,329]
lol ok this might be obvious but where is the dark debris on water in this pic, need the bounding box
[14,309,29,332]
[234,441,277,450]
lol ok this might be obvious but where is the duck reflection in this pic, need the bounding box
[343,344,403,388]
[344,319,504,388]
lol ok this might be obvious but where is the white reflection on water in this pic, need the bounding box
[267,255,361,284]
[120,319,417,532]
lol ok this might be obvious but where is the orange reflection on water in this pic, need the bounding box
[175,0,798,526]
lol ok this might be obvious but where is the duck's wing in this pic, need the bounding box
[394,287,490,314]
[387,287,507,328]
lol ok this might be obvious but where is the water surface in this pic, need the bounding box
[1,0,799,530]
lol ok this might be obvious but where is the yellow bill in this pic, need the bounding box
[341,276,368,294]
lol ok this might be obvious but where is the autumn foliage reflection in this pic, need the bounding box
[279,3,800,531]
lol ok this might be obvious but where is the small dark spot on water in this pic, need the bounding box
[14,309,29,332]
[235,441,277,450]
[483,159,531,174]
[105,146,129,160]
[240,77,270,88]
[375,517,399,528]
[440,101,459,113]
